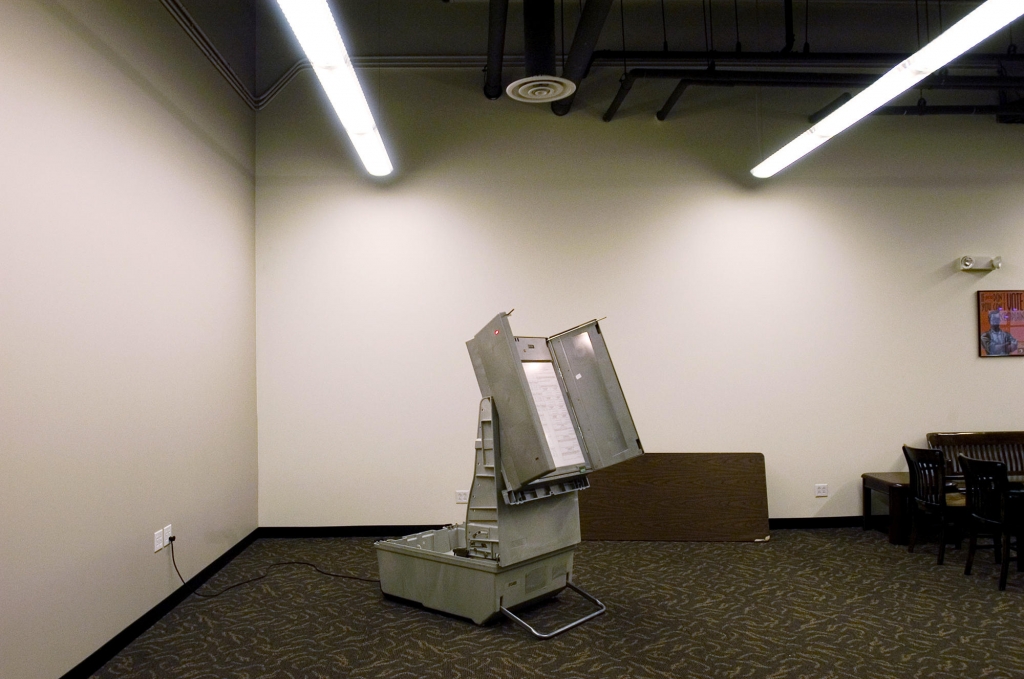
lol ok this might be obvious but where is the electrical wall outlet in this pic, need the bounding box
[154,529,164,552]
[163,524,173,547]
[815,484,829,498]
[455,490,470,504]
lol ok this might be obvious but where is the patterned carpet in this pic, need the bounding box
[94,529,1024,679]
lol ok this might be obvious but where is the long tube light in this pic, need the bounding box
[275,0,393,177]
[751,0,1024,179]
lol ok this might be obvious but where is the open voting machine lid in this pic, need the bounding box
[466,312,643,491]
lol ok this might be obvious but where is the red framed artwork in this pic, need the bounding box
[978,291,1024,357]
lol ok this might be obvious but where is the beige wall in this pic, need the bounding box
[255,68,1024,527]
[0,2,258,678]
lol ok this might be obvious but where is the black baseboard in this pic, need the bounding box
[769,516,862,529]
[60,527,260,679]
[58,524,441,678]
[259,524,443,539]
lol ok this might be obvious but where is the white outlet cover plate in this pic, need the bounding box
[163,524,172,547]
[455,490,469,504]
[154,529,164,552]
[814,484,829,497]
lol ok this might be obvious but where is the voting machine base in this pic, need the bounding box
[375,527,587,626]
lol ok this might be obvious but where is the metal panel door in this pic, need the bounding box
[466,313,557,489]
[548,321,643,471]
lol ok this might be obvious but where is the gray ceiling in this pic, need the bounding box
[171,1,1021,116]
[177,1,1015,79]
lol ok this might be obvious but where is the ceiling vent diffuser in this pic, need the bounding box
[505,75,576,103]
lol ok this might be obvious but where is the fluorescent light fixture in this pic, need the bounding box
[752,0,1024,179]
[276,0,393,177]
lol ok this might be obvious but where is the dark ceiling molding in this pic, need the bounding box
[159,0,309,112]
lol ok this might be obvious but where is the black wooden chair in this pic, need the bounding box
[903,445,964,564]
[960,455,1024,590]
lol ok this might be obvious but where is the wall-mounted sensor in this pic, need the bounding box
[958,255,1002,272]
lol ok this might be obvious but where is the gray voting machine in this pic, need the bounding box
[375,312,642,638]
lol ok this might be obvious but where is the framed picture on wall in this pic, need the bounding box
[978,291,1024,357]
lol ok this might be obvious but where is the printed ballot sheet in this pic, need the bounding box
[522,361,586,468]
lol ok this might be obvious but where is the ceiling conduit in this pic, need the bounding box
[484,0,510,99]
[876,103,1024,117]
[594,48,1024,122]
[551,0,614,115]
[170,0,1024,124]
[602,68,1024,121]
[781,0,795,53]
[590,50,1024,70]
[554,1,1023,123]
[524,0,557,77]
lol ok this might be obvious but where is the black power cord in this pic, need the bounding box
[168,536,379,599]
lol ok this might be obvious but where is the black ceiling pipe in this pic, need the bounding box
[782,0,796,53]
[590,50,1024,70]
[523,0,556,78]
[875,104,1013,115]
[602,76,634,122]
[604,68,1024,121]
[551,0,614,116]
[607,70,879,120]
[616,68,1024,89]
[808,92,853,124]
[997,91,1024,123]
[484,0,510,100]
[656,81,689,120]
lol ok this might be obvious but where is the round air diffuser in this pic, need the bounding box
[505,75,576,103]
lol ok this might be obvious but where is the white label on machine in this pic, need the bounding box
[522,361,586,468]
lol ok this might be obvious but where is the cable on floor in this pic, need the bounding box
[169,537,380,599]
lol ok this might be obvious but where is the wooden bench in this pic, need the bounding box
[862,472,912,544]
[863,432,1024,544]
[927,431,1024,480]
